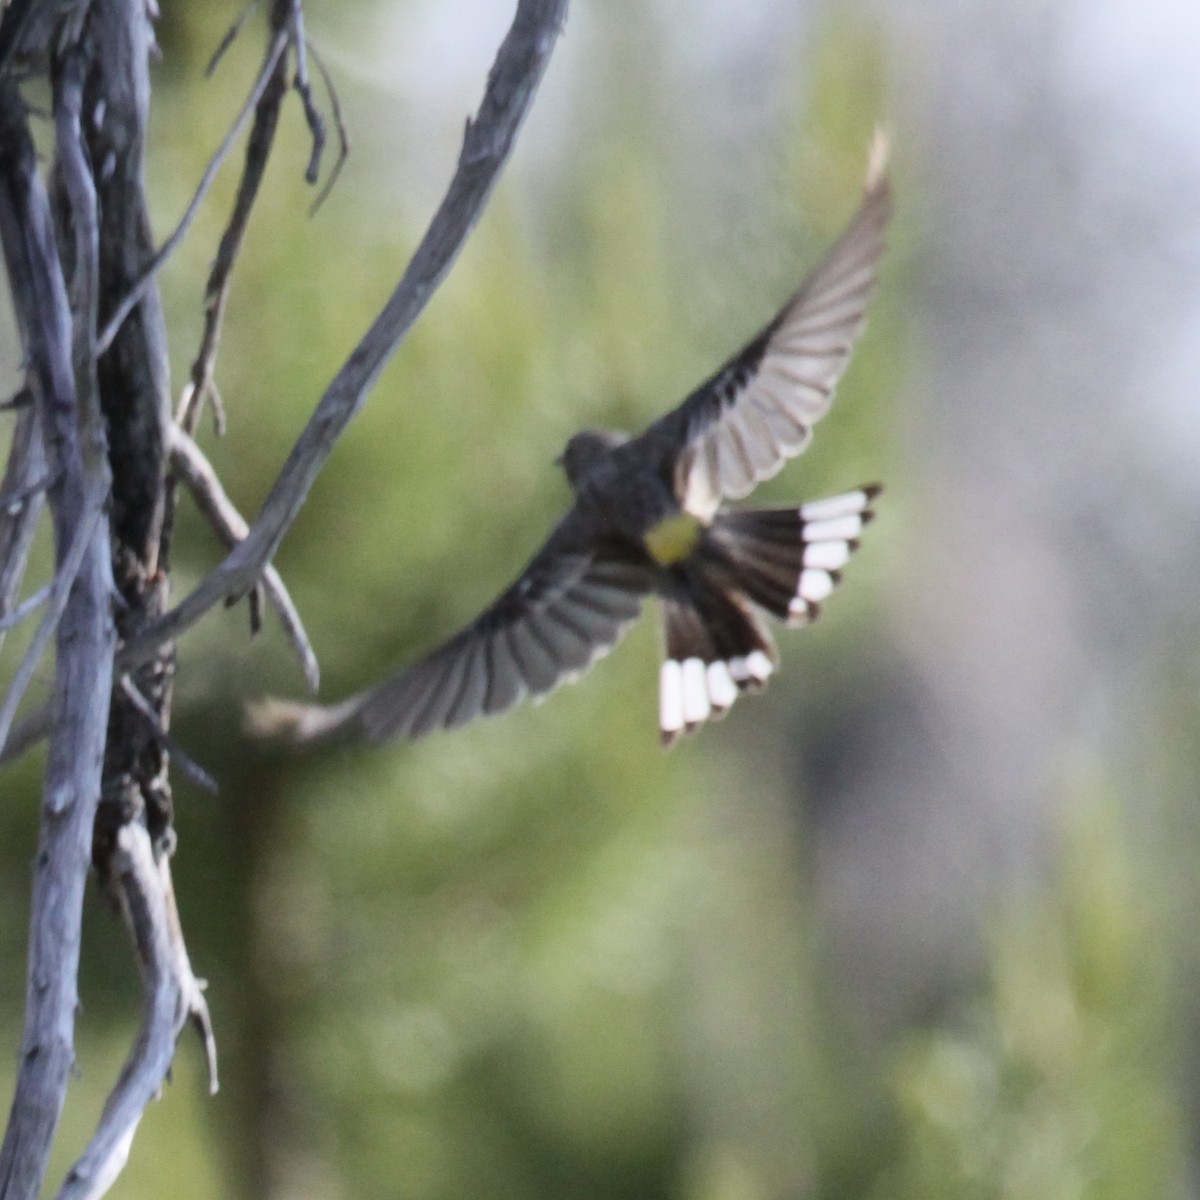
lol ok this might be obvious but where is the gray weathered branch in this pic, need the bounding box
[0,405,46,655]
[55,824,216,1200]
[169,424,318,689]
[0,583,49,634]
[0,472,106,754]
[119,0,570,673]
[0,72,117,1200]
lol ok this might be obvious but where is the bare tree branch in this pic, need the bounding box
[0,472,105,754]
[95,27,289,357]
[166,0,300,646]
[205,0,266,77]
[0,39,111,760]
[117,675,219,795]
[303,39,349,216]
[0,583,49,633]
[55,823,216,1200]
[119,0,571,675]
[0,404,47,654]
[67,5,220,1195]
[178,0,292,438]
[169,425,318,690]
[0,70,116,1200]
[0,699,50,765]
[179,0,352,442]
[285,0,324,185]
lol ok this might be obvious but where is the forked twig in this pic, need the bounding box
[178,5,291,437]
[169,425,319,690]
[286,0,324,185]
[304,39,348,216]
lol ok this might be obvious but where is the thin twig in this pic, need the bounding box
[286,0,324,185]
[95,27,289,356]
[205,0,265,77]
[119,0,571,675]
[169,425,319,690]
[178,7,291,437]
[117,676,218,794]
[0,403,46,653]
[304,39,348,216]
[0,696,48,764]
[0,582,50,632]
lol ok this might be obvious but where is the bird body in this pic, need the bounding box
[250,134,892,747]
[566,433,681,547]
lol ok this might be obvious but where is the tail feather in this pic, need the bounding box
[708,484,879,626]
[658,483,880,745]
[659,588,776,746]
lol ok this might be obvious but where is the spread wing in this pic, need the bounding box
[248,511,656,744]
[641,134,891,518]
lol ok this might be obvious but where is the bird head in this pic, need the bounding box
[556,429,628,488]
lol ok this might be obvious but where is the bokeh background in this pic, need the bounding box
[3,0,1200,1196]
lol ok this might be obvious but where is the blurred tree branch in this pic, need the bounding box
[0,0,569,1196]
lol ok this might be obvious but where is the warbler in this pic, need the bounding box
[253,135,890,746]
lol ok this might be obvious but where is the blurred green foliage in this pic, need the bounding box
[880,796,1183,1200]
[0,4,1192,1200]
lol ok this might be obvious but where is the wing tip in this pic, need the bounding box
[865,127,891,196]
[245,695,360,744]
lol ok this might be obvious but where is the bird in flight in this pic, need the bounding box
[252,135,890,747]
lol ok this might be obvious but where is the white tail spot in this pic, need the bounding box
[799,568,835,602]
[707,661,738,711]
[804,514,863,542]
[800,490,871,522]
[659,660,684,736]
[681,657,711,727]
[804,541,851,571]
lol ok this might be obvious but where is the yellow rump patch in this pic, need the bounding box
[644,513,701,565]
